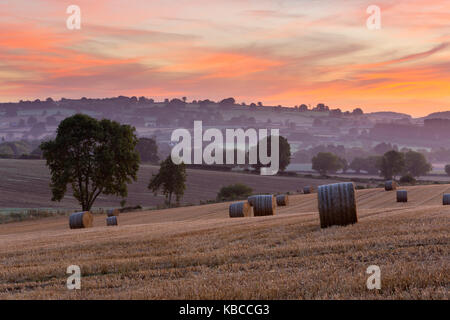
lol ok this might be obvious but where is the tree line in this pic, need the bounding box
[311,149,433,181]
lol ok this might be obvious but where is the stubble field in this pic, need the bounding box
[0,159,340,210]
[0,184,448,299]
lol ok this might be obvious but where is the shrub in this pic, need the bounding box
[400,174,416,185]
[217,183,253,201]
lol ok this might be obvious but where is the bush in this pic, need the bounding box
[119,205,142,213]
[400,174,416,185]
[217,183,253,201]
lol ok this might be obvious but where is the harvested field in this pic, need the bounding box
[0,159,341,209]
[0,184,448,299]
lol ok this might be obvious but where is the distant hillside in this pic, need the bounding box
[424,111,450,120]
[367,111,412,120]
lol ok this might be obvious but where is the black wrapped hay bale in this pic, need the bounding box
[247,195,259,207]
[106,216,118,226]
[252,195,276,216]
[276,194,289,206]
[317,182,357,228]
[229,201,253,218]
[443,194,450,205]
[69,211,93,229]
[303,186,313,194]
[385,180,397,191]
[397,190,408,203]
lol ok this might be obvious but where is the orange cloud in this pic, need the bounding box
[158,51,282,79]
[0,0,449,116]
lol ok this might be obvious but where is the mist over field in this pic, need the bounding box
[0,0,449,304]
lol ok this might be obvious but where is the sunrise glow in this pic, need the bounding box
[1,0,449,116]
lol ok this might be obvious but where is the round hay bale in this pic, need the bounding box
[69,211,93,229]
[253,195,276,216]
[106,208,120,217]
[247,195,259,207]
[229,201,253,218]
[317,182,357,228]
[106,216,118,226]
[443,194,450,205]
[397,190,408,203]
[276,194,289,206]
[385,180,397,191]
[303,186,313,194]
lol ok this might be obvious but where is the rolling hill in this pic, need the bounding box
[0,159,341,210]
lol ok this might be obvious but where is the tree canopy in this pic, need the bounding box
[136,137,159,163]
[40,114,140,211]
[311,152,343,176]
[378,150,405,180]
[404,150,432,177]
[148,156,186,206]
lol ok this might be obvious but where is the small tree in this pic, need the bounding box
[136,137,159,163]
[148,156,186,206]
[400,174,416,185]
[352,108,364,116]
[446,164,450,177]
[40,114,140,211]
[404,150,432,178]
[219,97,236,107]
[217,184,253,201]
[378,150,405,180]
[311,152,343,176]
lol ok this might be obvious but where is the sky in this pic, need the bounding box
[0,0,449,116]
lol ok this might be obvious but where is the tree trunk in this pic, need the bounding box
[168,192,172,207]
[82,202,89,211]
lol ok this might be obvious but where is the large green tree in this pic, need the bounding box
[378,150,405,180]
[148,156,186,206]
[40,114,140,211]
[252,135,291,173]
[404,150,432,177]
[311,152,343,176]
